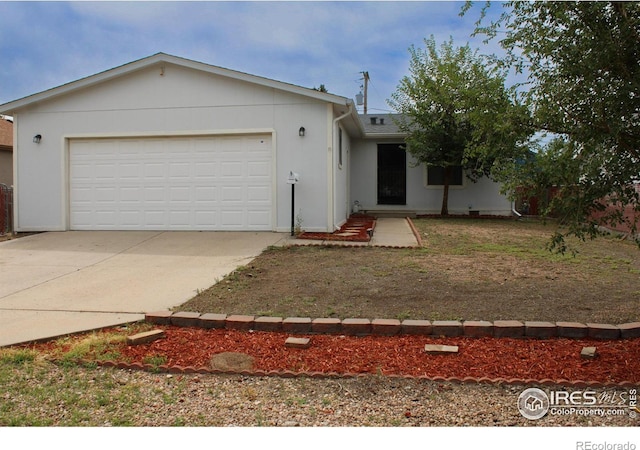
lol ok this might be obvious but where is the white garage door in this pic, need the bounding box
[69,135,272,230]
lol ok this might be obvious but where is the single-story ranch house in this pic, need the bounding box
[0,53,512,233]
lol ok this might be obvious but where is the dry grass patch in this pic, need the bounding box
[180,218,640,323]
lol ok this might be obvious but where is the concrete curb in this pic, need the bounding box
[146,311,640,340]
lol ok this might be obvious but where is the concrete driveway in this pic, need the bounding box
[0,231,287,347]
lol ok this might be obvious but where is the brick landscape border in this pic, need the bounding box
[145,311,640,340]
[81,310,640,388]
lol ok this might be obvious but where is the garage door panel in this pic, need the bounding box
[70,135,272,230]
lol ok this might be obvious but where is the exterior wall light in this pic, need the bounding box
[33,134,42,144]
[298,127,305,137]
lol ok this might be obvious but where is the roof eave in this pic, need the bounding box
[363,132,407,140]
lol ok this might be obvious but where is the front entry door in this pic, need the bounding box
[377,144,406,205]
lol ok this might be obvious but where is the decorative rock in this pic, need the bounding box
[580,347,597,359]
[424,344,459,355]
[126,329,166,345]
[285,337,311,349]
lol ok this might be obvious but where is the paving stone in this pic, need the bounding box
[463,320,494,337]
[424,344,459,354]
[199,313,227,329]
[342,318,371,335]
[431,320,462,337]
[556,322,589,339]
[586,323,621,340]
[127,329,166,345]
[282,317,312,333]
[311,318,342,334]
[170,311,201,327]
[400,319,432,335]
[225,315,255,331]
[525,321,557,339]
[618,322,640,339]
[371,318,401,336]
[145,311,173,325]
[580,346,597,359]
[253,316,283,332]
[285,337,311,349]
[493,320,524,338]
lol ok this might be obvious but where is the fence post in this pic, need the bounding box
[0,183,13,235]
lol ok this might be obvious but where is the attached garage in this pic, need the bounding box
[0,53,362,233]
[69,134,273,230]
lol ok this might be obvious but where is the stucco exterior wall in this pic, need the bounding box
[11,63,335,231]
[351,139,513,215]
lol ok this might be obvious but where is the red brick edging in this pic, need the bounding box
[145,311,640,340]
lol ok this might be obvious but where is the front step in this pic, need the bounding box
[362,210,417,218]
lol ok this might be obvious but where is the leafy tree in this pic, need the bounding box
[465,1,640,248]
[388,36,531,215]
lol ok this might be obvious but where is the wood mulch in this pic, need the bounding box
[41,326,640,385]
[297,215,376,242]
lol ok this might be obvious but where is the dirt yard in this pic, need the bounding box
[180,218,640,324]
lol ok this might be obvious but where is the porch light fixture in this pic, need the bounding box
[33,134,42,144]
[298,127,305,137]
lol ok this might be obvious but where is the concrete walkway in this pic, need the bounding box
[0,218,418,347]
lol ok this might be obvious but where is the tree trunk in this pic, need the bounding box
[440,166,452,216]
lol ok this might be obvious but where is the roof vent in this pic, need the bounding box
[370,117,377,125]
[379,118,385,125]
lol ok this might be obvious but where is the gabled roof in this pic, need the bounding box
[0,52,354,113]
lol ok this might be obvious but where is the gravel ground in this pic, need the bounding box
[40,366,637,427]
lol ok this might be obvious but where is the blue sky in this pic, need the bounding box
[0,1,508,113]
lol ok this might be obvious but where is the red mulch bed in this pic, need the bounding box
[59,326,640,385]
[297,215,376,242]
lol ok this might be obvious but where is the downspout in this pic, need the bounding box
[328,102,354,231]
[511,200,522,218]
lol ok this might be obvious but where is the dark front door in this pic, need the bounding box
[377,144,406,205]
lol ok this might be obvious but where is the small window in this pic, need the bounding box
[427,165,464,186]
